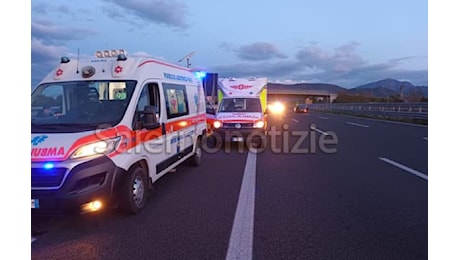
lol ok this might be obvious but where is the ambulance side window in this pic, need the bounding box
[163,83,189,119]
[134,83,160,127]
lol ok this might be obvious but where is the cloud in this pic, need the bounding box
[210,60,302,79]
[31,39,68,66]
[235,42,288,61]
[31,3,49,15]
[31,39,70,88]
[210,42,427,88]
[290,58,428,87]
[103,0,189,30]
[30,18,98,84]
[218,42,235,52]
[32,20,98,44]
[296,42,367,72]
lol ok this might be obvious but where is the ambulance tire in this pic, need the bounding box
[251,134,266,149]
[251,136,261,148]
[118,167,148,214]
[206,132,218,149]
[188,136,203,167]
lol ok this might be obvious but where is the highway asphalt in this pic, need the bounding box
[31,111,428,259]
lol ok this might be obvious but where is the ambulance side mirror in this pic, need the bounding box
[206,106,216,115]
[135,105,160,130]
[205,100,216,115]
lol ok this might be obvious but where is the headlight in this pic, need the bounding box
[254,120,265,128]
[213,121,222,128]
[71,137,121,159]
[270,102,285,114]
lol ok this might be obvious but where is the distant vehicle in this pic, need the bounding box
[267,101,285,115]
[212,77,268,144]
[294,104,309,113]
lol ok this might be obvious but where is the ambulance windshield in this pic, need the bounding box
[31,80,136,132]
[218,98,262,113]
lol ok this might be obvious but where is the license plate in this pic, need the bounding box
[31,199,39,209]
[231,137,244,142]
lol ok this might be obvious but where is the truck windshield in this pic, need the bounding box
[218,98,262,113]
[31,80,136,133]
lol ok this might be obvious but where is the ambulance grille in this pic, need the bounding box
[223,123,254,128]
[31,168,67,188]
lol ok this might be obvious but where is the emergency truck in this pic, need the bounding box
[212,77,268,145]
[31,49,207,214]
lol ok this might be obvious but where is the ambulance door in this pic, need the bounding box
[162,83,192,163]
[133,82,166,180]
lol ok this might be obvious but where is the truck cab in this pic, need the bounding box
[211,77,268,145]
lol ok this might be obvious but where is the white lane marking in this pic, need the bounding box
[321,113,427,128]
[318,116,328,120]
[291,118,299,123]
[226,149,257,260]
[310,125,330,136]
[379,157,428,181]
[32,237,37,243]
[346,121,370,128]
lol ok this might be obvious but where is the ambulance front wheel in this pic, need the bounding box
[119,166,148,214]
[250,134,266,149]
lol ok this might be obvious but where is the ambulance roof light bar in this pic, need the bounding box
[95,49,127,58]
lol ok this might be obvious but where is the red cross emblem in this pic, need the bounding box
[230,84,251,90]
[114,65,123,73]
[56,69,63,76]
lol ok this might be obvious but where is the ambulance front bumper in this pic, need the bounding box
[213,124,266,142]
[31,156,126,215]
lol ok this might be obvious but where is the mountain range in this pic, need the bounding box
[268,78,428,98]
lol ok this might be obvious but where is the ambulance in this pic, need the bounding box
[31,49,207,214]
[212,77,268,145]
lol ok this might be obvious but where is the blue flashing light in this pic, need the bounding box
[43,162,54,169]
[194,71,206,79]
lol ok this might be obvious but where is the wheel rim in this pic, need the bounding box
[132,175,145,207]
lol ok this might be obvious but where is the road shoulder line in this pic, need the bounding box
[379,157,428,181]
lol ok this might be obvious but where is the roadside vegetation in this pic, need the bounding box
[333,92,428,103]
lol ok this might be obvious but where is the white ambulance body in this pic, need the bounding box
[31,49,207,214]
[213,77,268,143]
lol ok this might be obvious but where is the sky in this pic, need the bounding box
[31,0,428,89]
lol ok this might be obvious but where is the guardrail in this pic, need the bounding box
[308,102,428,121]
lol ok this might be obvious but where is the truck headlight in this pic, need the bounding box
[270,102,285,114]
[254,120,265,128]
[213,121,222,129]
[71,137,121,159]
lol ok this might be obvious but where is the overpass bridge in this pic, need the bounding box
[267,87,338,104]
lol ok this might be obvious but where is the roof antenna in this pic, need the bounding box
[178,51,196,68]
[76,48,80,74]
